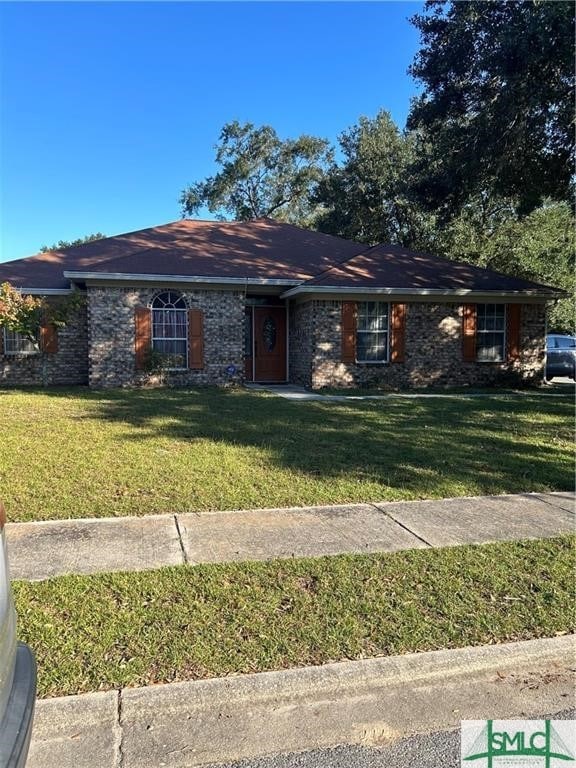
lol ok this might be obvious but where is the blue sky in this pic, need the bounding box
[0,1,422,261]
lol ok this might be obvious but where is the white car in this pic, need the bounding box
[0,502,36,768]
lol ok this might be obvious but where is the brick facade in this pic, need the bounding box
[87,286,245,388]
[1,289,546,390]
[0,302,88,386]
[288,299,546,389]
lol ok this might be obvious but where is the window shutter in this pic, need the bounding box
[341,302,356,363]
[390,303,406,363]
[506,304,521,361]
[188,308,204,369]
[462,304,477,362]
[40,323,58,354]
[134,307,151,370]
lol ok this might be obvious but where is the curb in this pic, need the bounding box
[27,635,576,768]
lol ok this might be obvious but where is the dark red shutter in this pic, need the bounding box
[390,303,406,363]
[507,304,521,361]
[341,302,357,363]
[40,323,58,354]
[462,304,477,362]
[134,307,151,370]
[188,309,204,369]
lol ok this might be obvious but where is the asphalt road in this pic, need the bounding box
[210,709,575,768]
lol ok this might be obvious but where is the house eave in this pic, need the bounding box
[63,271,301,287]
[16,287,74,296]
[280,285,562,301]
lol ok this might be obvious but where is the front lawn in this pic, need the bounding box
[0,387,573,522]
[14,536,574,698]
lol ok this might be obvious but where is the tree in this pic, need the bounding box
[39,233,106,252]
[407,1,575,218]
[0,282,43,341]
[313,110,435,249]
[437,201,575,333]
[0,282,87,384]
[180,121,332,225]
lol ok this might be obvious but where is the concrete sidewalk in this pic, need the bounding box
[26,635,576,768]
[245,383,574,401]
[7,491,574,581]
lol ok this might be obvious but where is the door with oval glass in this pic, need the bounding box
[254,306,287,382]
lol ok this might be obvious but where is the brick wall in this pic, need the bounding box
[0,301,88,386]
[88,286,245,388]
[288,301,314,387]
[1,291,547,390]
[289,299,546,389]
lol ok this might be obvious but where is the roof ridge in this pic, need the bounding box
[301,242,382,284]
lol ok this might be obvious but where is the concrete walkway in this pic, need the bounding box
[245,383,573,401]
[7,492,574,581]
[26,635,576,768]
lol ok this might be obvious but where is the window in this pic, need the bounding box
[356,302,389,362]
[151,291,188,369]
[3,329,38,355]
[476,304,506,362]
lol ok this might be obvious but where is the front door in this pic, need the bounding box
[253,307,287,382]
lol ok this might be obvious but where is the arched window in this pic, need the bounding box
[151,291,188,369]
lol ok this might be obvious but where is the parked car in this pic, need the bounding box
[0,502,36,768]
[546,334,576,381]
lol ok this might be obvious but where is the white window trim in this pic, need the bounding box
[476,304,507,363]
[2,328,40,356]
[355,301,390,364]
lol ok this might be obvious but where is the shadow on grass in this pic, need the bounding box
[16,385,572,498]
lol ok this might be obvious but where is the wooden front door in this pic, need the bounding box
[253,307,287,382]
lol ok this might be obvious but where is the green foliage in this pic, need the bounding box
[0,283,87,348]
[408,0,575,218]
[39,233,106,253]
[437,201,575,333]
[142,348,165,373]
[48,291,87,328]
[314,110,436,249]
[180,121,332,224]
[0,282,43,340]
[14,535,574,697]
[0,388,572,523]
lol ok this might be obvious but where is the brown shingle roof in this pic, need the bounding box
[0,219,368,289]
[0,219,560,296]
[296,243,559,295]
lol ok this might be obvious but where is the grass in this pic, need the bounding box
[0,387,573,522]
[317,383,576,396]
[14,535,575,699]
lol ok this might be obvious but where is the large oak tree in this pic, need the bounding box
[407,0,575,218]
[180,121,332,225]
[313,110,435,249]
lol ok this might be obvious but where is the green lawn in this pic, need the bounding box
[14,536,574,698]
[0,387,573,522]
[318,383,576,396]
